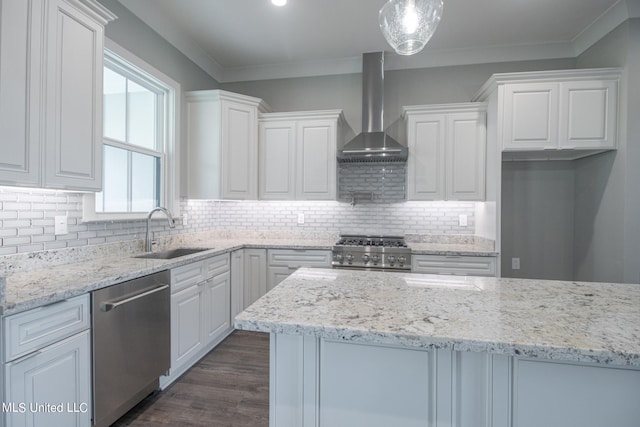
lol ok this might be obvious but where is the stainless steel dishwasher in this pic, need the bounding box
[92,270,170,427]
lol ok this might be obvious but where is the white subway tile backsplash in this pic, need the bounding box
[0,187,477,255]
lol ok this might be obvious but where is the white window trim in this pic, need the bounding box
[83,39,181,222]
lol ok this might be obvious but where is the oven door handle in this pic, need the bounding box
[100,284,169,312]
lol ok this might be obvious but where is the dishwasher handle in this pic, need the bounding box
[100,284,169,312]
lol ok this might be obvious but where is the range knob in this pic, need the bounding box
[387,255,396,264]
[397,256,407,265]
[362,254,370,263]
[334,253,344,262]
[371,254,380,264]
[345,253,354,263]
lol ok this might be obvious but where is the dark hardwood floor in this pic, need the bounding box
[113,331,270,427]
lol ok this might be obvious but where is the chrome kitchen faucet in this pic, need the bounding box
[145,207,175,252]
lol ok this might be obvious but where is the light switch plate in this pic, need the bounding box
[54,215,68,235]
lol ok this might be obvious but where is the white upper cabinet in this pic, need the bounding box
[258,110,343,201]
[0,0,115,191]
[404,104,486,201]
[474,68,621,160]
[187,90,269,199]
[0,0,42,187]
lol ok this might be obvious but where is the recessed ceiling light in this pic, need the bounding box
[272,0,287,6]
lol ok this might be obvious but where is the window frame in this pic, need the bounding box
[83,39,180,222]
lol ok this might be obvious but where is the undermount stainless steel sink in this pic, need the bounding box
[134,247,210,260]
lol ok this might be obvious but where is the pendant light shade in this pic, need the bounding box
[379,0,443,56]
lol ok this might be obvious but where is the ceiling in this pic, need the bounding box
[118,0,637,83]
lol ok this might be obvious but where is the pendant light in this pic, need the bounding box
[379,0,444,56]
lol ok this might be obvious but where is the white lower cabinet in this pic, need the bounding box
[4,331,91,427]
[412,254,497,276]
[2,295,91,427]
[270,334,640,427]
[230,249,245,320]
[162,253,233,388]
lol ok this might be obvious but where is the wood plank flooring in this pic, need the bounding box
[113,331,269,427]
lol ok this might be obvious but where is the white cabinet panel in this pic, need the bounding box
[514,359,640,427]
[407,114,445,200]
[259,121,296,200]
[319,340,432,427]
[186,90,265,200]
[503,83,559,150]
[296,120,337,200]
[231,249,245,320]
[412,254,497,276]
[222,100,258,199]
[243,249,267,308]
[4,294,90,362]
[405,104,486,201]
[5,330,91,427]
[267,249,331,292]
[446,112,486,200]
[560,79,617,149]
[0,0,42,187]
[258,111,343,201]
[267,266,292,292]
[202,271,231,346]
[171,284,203,368]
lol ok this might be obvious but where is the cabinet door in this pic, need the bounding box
[171,284,203,370]
[267,266,293,292]
[559,80,617,149]
[0,0,42,187]
[502,82,559,151]
[407,114,446,200]
[296,119,337,200]
[202,271,231,346]
[231,249,245,319]
[446,112,486,201]
[259,120,296,200]
[221,99,258,199]
[5,330,91,427]
[243,248,267,308]
[43,0,104,191]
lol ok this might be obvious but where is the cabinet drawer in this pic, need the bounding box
[4,294,90,362]
[171,261,206,293]
[411,255,497,276]
[267,249,331,268]
[205,253,230,278]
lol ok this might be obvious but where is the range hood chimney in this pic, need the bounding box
[337,52,407,163]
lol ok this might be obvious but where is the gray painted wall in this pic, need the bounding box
[221,59,576,136]
[98,0,219,91]
[501,162,576,280]
[575,19,640,284]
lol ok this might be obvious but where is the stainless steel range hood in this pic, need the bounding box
[337,52,407,163]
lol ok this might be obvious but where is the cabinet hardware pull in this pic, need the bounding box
[100,284,169,312]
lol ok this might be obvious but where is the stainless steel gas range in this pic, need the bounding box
[331,235,411,271]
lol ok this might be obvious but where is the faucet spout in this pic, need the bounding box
[146,207,175,252]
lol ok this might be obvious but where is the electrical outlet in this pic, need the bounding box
[297,212,305,225]
[512,257,521,270]
[54,215,68,235]
[182,213,188,226]
[458,214,468,227]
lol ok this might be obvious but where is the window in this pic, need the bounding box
[83,41,180,221]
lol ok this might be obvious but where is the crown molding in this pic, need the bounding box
[119,0,637,84]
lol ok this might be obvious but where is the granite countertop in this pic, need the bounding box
[0,233,496,316]
[235,268,640,367]
[0,237,335,315]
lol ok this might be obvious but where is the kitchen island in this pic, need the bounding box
[235,268,640,427]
